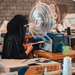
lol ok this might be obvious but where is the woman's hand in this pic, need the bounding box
[25,44,33,55]
[23,44,27,50]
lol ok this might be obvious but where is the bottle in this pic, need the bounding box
[67,27,71,35]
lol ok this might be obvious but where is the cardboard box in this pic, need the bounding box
[0,58,61,75]
[24,61,61,75]
[0,59,27,73]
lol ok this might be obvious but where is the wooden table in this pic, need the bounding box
[34,50,75,60]
[33,50,75,75]
[61,32,75,36]
[25,35,33,39]
[25,35,33,43]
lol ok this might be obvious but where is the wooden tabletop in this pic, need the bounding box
[61,32,75,36]
[34,50,75,60]
[25,32,75,39]
[25,35,33,39]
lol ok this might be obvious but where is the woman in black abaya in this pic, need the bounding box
[1,15,33,59]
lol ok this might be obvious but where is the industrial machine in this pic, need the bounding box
[39,33,68,52]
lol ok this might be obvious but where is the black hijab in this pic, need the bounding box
[2,15,28,59]
[6,15,28,42]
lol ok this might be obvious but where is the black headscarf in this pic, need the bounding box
[2,15,28,59]
[6,14,28,42]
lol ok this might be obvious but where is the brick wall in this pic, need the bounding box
[55,0,75,13]
[0,0,75,25]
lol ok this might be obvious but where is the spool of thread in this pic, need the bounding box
[67,27,71,35]
[63,57,72,75]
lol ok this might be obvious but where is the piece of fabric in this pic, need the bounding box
[0,20,9,34]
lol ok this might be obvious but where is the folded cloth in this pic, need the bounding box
[0,20,9,34]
